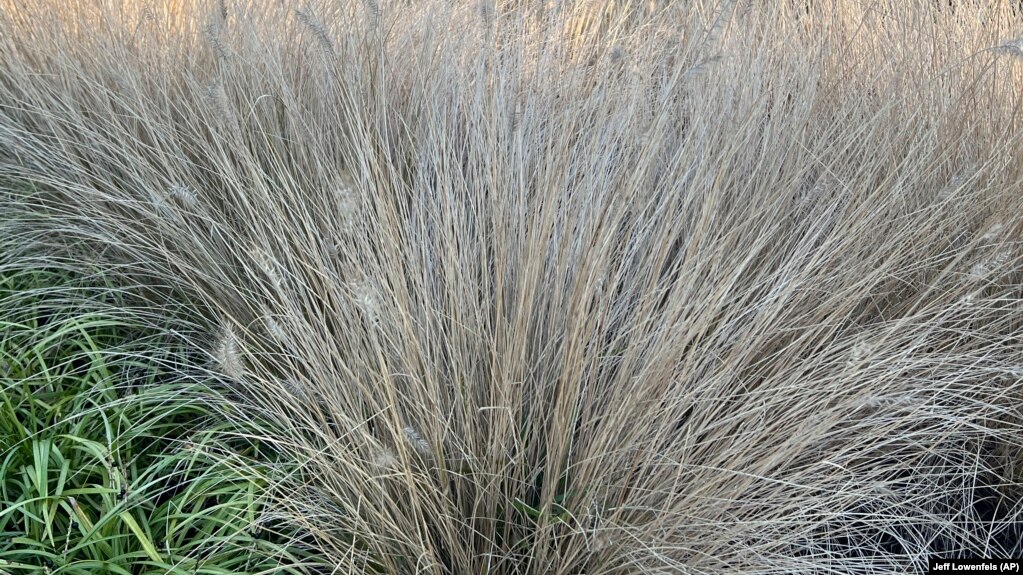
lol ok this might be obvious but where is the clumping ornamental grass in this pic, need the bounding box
[1,0,1023,574]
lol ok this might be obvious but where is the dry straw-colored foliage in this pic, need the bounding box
[2,0,1022,573]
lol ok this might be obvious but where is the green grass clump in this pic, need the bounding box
[0,266,312,574]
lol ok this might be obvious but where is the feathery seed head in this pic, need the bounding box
[856,393,918,411]
[207,83,238,132]
[479,0,494,26]
[330,171,361,235]
[337,198,358,236]
[970,246,1012,281]
[958,290,980,307]
[992,247,1012,267]
[352,280,381,324]
[136,3,156,26]
[938,172,969,201]
[148,189,170,215]
[296,8,336,58]
[215,0,228,21]
[264,314,288,343]
[168,184,198,208]
[282,377,307,399]
[150,185,195,219]
[203,22,228,62]
[254,246,284,291]
[846,340,872,369]
[327,240,342,258]
[981,222,1004,244]
[610,45,625,63]
[969,261,990,280]
[214,323,245,380]
[362,0,381,22]
[587,527,613,553]
[402,425,431,457]
[372,447,399,470]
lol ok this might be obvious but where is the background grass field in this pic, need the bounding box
[1,1,1022,573]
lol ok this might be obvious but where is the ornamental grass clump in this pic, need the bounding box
[1,1,1022,573]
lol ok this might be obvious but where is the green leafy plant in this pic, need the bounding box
[0,267,313,574]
